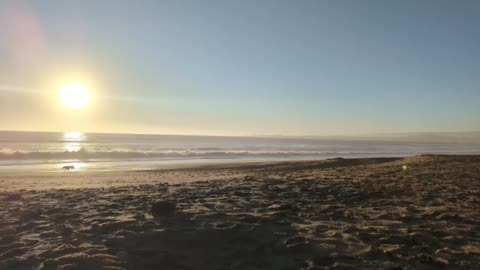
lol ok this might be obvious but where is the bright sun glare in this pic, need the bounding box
[60,83,90,109]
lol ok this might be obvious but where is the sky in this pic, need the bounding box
[0,0,479,136]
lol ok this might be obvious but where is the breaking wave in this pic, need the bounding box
[0,147,409,161]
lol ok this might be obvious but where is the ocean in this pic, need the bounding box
[1,131,479,172]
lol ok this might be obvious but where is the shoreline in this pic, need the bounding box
[2,156,406,191]
[0,154,413,172]
[0,154,475,191]
[3,150,480,173]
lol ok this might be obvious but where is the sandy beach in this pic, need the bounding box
[1,155,479,269]
[2,0,479,268]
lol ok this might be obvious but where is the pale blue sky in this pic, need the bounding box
[0,0,479,135]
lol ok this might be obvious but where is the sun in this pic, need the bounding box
[60,83,90,109]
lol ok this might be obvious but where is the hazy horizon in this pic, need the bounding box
[2,129,480,145]
[2,125,480,137]
[1,0,479,136]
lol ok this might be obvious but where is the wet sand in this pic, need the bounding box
[1,155,479,269]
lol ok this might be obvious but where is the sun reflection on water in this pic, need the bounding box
[63,132,84,141]
[61,132,87,170]
[60,162,87,171]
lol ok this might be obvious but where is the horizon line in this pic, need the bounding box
[1,129,480,140]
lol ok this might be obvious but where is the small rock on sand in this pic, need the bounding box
[150,201,176,217]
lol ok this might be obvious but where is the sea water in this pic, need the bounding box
[1,131,479,172]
